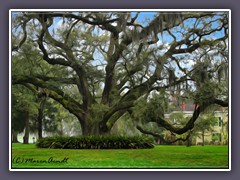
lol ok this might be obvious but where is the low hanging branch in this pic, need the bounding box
[136,126,191,145]
[138,98,228,135]
[12,75,86,123]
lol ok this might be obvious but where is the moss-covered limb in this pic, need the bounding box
[12,75,85,123]
[117,13,228,101]
[29,75,78,84]
[13,75,64,96]
[117,15,227,101]
[101,34,132,105]
[46,90,85,122]
[102,101,134,125]
[21,83,38,94]
[99,98,137,133]
[74,68,93,109]
[150,76,193,92]
[136,125,191,145]
[105,110,126,131]
[163,15,228,56]
[147,98,228,135]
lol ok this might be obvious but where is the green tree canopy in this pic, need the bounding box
[12,11,229,136]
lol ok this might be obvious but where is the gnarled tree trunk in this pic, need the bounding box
[80,115,110,135]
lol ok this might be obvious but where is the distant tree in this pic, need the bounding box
[12,86,38,143]
[12,91,26,143]
[194,115,216,146]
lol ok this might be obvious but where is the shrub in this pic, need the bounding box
[36,135,154,149]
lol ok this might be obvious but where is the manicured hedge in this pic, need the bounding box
[36,135,154,149]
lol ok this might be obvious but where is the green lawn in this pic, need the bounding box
[11,143,229,169]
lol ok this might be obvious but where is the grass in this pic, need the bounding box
[11,143,229,169]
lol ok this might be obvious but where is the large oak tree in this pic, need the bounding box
[11,11,229,135]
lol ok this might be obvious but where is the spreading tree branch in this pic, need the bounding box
[149,98,228,135]
[136,126,192,144]
[12,75,85,124]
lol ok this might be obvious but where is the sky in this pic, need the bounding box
[131,12,156,26]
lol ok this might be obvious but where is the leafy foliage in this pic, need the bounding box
[194,115,217,135]
[132,92,167,124]
[36,135,154,149]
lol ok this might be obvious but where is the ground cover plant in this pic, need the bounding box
[36,136,154,149]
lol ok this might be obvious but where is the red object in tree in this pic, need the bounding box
[181,101,186,110]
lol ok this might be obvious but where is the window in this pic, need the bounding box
[215,117,222,127]
[212,133,222,142]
